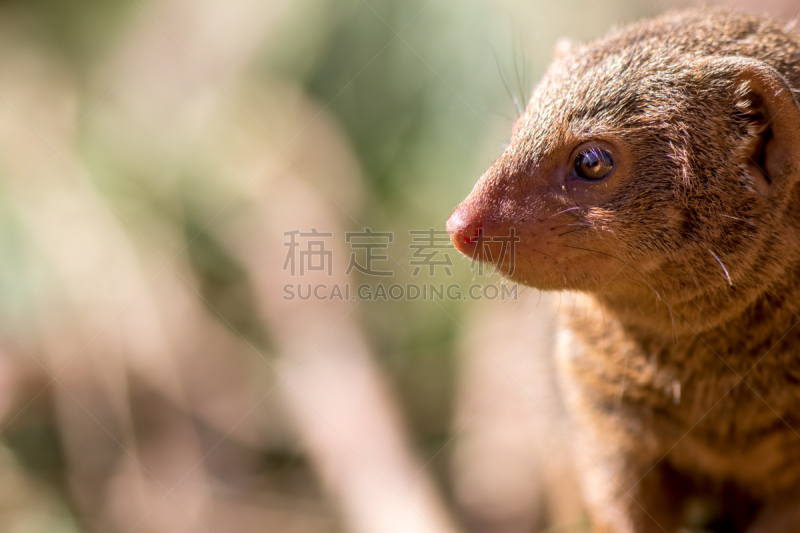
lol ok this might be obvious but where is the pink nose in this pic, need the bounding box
[446,207,483,256]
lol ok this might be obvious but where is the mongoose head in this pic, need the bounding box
[448,9,800,320]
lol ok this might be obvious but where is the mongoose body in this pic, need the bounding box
[448,9,800,533]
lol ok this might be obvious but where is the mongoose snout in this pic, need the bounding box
[449,43,800,300]
[447,135,632,290]
[448,8,800,533]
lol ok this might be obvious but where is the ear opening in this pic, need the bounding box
[737,88,773,194]
[705,57,800,195]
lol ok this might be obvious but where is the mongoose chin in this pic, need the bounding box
[449,8,800,533]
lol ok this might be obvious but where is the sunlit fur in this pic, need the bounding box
[451,8,800,533]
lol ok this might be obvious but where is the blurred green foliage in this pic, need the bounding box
[0,0,135,70]
[261,0,532,472]
[0,0,661,529]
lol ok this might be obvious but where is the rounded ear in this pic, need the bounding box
[701,57,800,195]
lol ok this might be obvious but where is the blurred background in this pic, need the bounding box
[0,0,794,532]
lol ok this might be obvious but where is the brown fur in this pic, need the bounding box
[448,9,800,533]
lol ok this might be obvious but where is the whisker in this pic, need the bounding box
[708,249,733,287]
[533,250,568,284]
[562,244,670,304]
[492,48,522,116]
[556,223,614,238]
[557,228,589,237]
[719,214,748,223]
[550,222,589,231]
[543,206,582,220]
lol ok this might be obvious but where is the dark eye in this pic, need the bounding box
[574,148,614,181]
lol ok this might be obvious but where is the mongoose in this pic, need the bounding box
[447,9,800,533]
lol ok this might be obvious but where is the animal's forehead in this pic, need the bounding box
[507,8,799,165]
[511,50,672,160]
[514,7,783,130]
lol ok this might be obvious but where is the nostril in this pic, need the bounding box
[447,208,482,255]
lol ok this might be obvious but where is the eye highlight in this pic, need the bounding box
[574,148,614,181]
